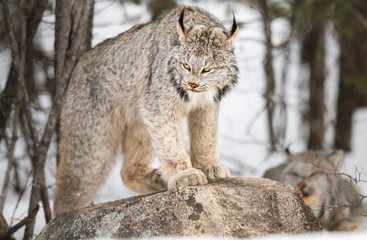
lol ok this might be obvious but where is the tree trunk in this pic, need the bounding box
[149,0,176,21]
[304,23,326,150]
[334,1,367,151]
[259,0,278,152]
[23,0,94,238]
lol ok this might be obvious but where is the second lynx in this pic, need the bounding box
[54,6,239,216]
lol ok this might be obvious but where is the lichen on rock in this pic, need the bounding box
[36,178,321,239]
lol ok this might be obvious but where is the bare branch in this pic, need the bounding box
[351,5,367,30]
[24,1,94,238]
[0,104,20,213]
[10,168,34,227]
[259,0,278,151]
[288,150,367,221]
[0,205,39,240]
[0,1,53,238]
[2,0,40,146]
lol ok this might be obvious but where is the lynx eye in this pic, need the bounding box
[201,67,211,74]
[309,172,321,178]
[183,63,191,71]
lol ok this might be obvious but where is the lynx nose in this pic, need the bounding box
[297,181,306,190]
[188,81,199,89]
[297,181,310,197]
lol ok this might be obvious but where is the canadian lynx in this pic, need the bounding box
[53,6,239,216]
[264,150,364,231]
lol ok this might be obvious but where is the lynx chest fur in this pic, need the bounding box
[54,6,239,216]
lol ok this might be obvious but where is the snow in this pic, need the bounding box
[0,0,366,239]
[144,232,367,239]
[250,231,367,239]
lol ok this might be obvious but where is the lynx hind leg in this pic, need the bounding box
[54,137,119,216]
[121,123,167,194]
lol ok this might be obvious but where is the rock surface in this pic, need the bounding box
[36,178,321,239]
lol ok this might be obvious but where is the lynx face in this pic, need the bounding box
[279,151,341,215]
[168,11,239,105]
[282,163,332,208]
[265,150,363,231]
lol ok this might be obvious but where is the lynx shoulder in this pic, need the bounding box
[264,150,364,231]
[54,6,239,216]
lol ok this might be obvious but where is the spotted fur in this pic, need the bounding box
[54,6,239,216]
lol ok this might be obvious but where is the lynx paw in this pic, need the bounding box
[167,168,208,190]
[145,169,167,192]
[199,163,231,181]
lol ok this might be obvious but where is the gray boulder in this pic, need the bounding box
[37,178,321,239]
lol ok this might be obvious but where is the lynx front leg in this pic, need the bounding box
[188,104,230,180]
[143,108,207,190]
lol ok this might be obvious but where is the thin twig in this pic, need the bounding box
[0,205,39,240]
[288,149,367,220]
[0,1,49,239]
[10,168,33,227]
[0,104,20,213]
[245,103,267,134]
[1,0,40,150]
[24,1,95,237]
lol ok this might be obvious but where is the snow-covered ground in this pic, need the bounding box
[1,0,366,239]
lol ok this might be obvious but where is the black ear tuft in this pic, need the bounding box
[177,8,186,41]
[285,144,292,155]
[327,150,344,168]
[179,9,185,33]
[231,12,237,36]
[226,12,238,43]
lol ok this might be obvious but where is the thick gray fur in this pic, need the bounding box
[54,6,239,216]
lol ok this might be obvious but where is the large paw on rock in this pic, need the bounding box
[167,168,208,189]
[198,163,231,181]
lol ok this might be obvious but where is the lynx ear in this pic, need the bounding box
[177,9,186,41]
[284,145,295,161]
[226,13,238,43]
[327,150,344,169]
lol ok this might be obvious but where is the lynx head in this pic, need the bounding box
[168,9,239,104]
[279,150,344,216]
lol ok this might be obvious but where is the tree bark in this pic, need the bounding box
[0,0,47,140]
[0,68,17,140]
[291,0,329,150]
[334,1,367,150]
[304,23,326,150]
[149,0,176,21]
[259,0,278,151]
[1,1,45,238]
[23,0,94,239]
[0,104,20,213]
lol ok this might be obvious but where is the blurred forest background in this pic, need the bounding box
[0,0,366,239]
